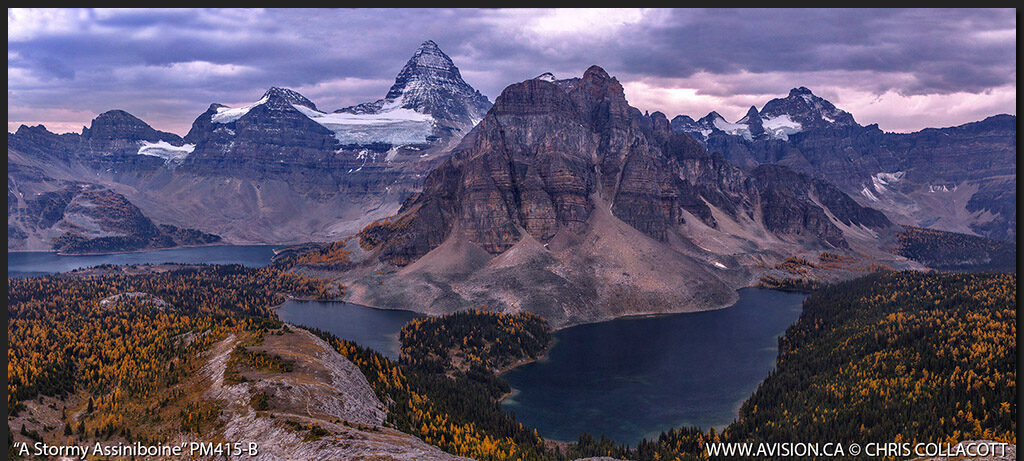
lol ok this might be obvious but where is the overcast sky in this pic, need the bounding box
[8,8,1017,135]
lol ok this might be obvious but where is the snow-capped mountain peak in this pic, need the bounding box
[195,41,493,148]
[672,87,859,143]
[262,86,318,111]
[535,72,557,82]
[387,40,459,93]
[760,87,857,130]
[337,39,491,137]
[186,41,491,150]
[696,111,754,140]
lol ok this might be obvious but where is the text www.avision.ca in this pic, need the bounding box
[705,440,1010,457]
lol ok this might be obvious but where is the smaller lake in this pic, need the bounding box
[501,288,806,446]
[276,300,423,360]
[7,245,279,278]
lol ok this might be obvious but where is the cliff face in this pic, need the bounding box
[343,67,899,327]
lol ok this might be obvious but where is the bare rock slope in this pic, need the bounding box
[190,328,468,461]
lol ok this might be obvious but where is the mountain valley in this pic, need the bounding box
[7,8,1018,461]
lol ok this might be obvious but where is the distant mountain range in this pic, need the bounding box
[7,40,1015,282]
[671,88,1016,242]
[8,41,492,250]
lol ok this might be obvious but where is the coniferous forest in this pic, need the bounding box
[7,265,1016,460]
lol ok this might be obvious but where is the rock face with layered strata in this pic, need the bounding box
[344,67,897,327]
[363,67,891,263]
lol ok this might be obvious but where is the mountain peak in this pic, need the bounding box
[738,106,766,138]
[337,40,491,131]
[535,72,557,82]
[738,105,761,123]
[388,40,459,92]
[702,111,724,123]
[261,87,317,111]
[583,65,611,81]
[761,87,857,130]
[418,40,441,51]
[82,109,181,143]
[789,86,814,97]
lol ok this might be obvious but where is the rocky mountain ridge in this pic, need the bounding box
[7,40,493,250]
[671,89,1015,241]
[8,184,220,253]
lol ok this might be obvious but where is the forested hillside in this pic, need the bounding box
[7,264,338,451]
[400,310,552,375]
[9,267,1015,460]
[895,226,1017,272]
[729,271,1016,444]
[569,271,1016,460]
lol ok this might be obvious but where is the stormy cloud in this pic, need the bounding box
[8,8,1016,134]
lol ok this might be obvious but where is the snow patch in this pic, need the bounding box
[293,103,435,145]
[871,171,905,193]
[860,186,879,202]
[137,141,194,163]
[928,184,957,193]
[535,72,557,82]
[211,96,268,123]
[712,261,727,269]
[761,114,802,140]
[874,171,905,184]
[712,116,752,140]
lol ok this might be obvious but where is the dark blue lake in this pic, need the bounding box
[500,287,806,446]
[276,300,423,360]
[7,244,278,278]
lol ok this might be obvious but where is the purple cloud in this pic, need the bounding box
[7,8,1016,135]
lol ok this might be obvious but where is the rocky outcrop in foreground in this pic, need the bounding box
[191,328,469,460]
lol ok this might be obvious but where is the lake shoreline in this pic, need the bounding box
[8,244,281,278]
[9,242,241,256]
[498,287,808,445]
